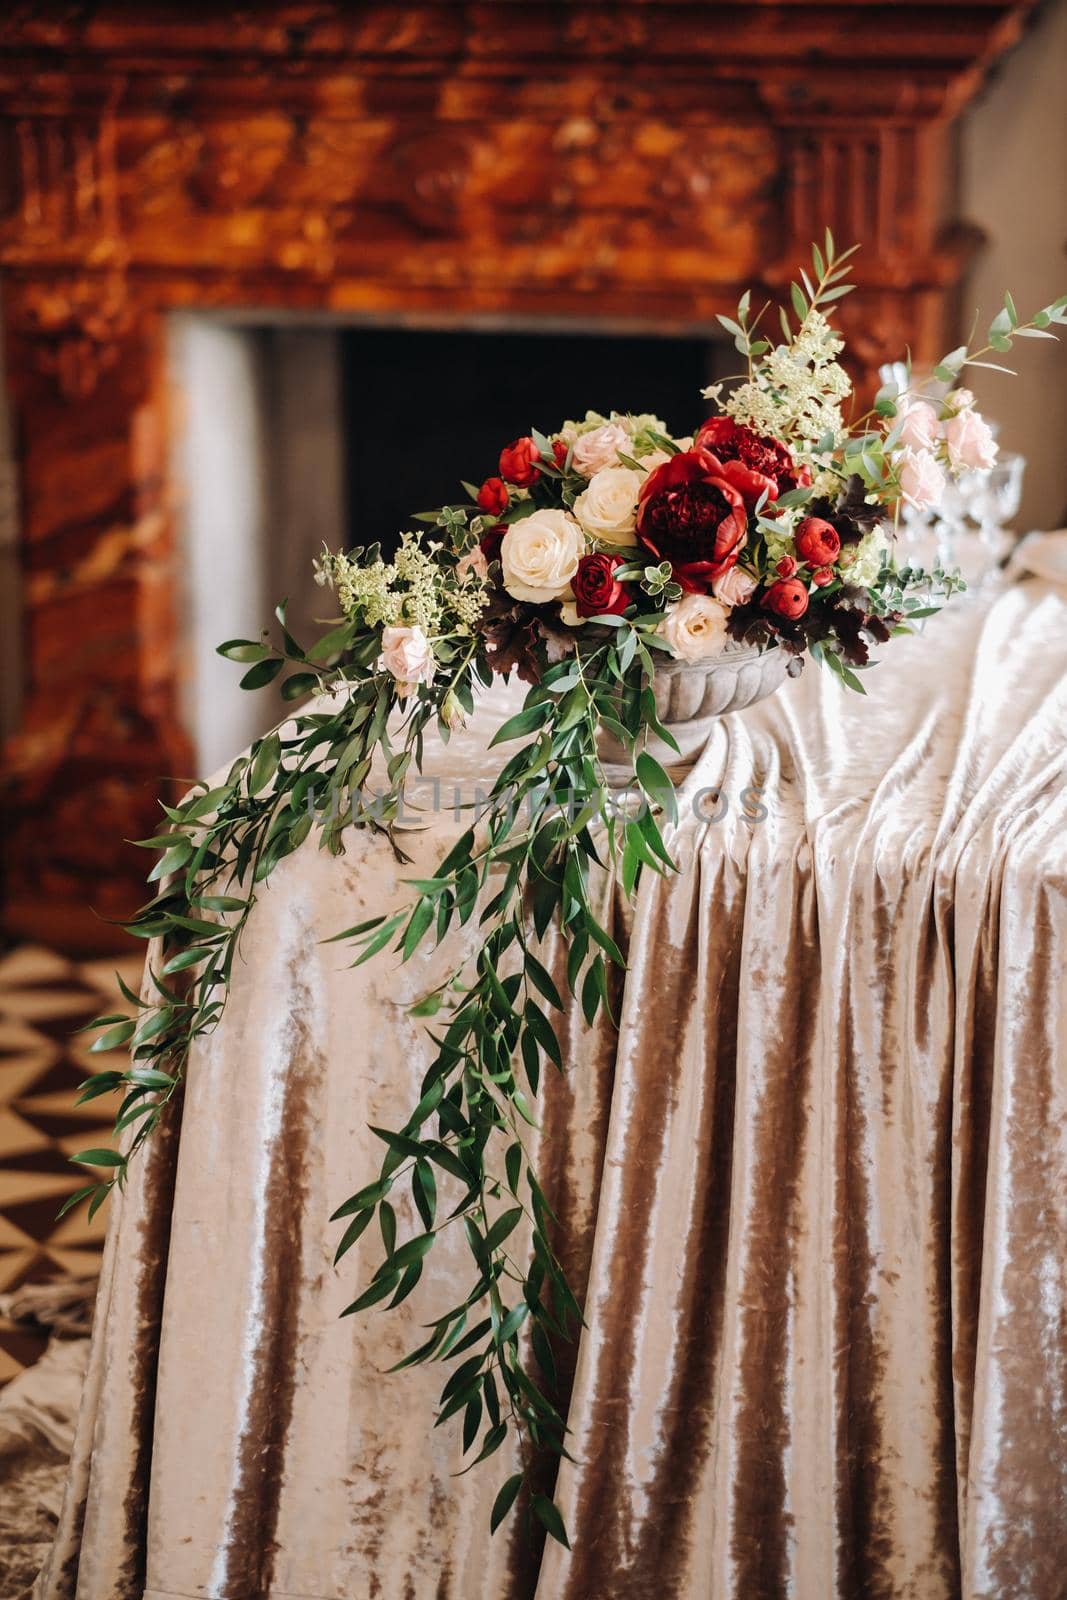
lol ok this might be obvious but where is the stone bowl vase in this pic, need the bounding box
[596,641,789,766]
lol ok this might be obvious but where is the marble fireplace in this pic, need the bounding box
[0,0,1035,949]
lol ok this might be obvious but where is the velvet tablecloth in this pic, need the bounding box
[36,575,1067,1600]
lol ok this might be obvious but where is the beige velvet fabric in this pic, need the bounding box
[36,576,1067,1600]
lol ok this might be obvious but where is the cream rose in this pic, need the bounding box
[570,421,631,478]
[944,407,998,471]
[380,625,435,698]
[658,593,730,662]
[897,446,946,511]
[500,509,585,602]
[572,465,642,546]
[712,565,758,607]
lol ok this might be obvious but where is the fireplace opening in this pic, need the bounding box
[171,316,726,774]
[340,324,719,555]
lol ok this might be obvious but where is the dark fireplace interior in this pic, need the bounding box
[340,325,721,553]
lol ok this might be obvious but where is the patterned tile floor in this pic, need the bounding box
[0,944,143,1383]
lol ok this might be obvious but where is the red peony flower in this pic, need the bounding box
[776,555,798,579]
[762,578,809,620]
[479,523,507,563]
[499,437,541,486]
[795,516,841,568]
[552,438,569,467]
[636,448,748,592]
[696,416,810,496]
[812,566,834,587]
[477,477,509,516]
[572,552,631,619]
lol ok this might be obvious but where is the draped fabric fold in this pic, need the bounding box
[36,578,1067,1600]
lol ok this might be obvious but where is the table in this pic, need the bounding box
[36,575,1067,1600]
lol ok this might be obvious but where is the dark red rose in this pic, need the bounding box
[499,436,541,486]
[811,566,834,587]
[479,523,507,562]
[696,416,809,495]
[776,555,798,578]
[572,552,631,619]
[477,476,509,516]
[636,448,748,591]
[552,437,569,467]
[762,578,809,620]
[794,516,841,568]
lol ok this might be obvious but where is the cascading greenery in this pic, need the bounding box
[71,601,696,1545]
[63,560,946,1540]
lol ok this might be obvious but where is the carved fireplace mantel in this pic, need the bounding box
[0,0,1035,949]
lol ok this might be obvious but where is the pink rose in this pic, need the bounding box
[457,546,488,580]
[944,408,998,471]
[380,625,435,698]
[571,421,631,477]
[712,565,758,607]
[896,399,940,453]
[897,446,947,511]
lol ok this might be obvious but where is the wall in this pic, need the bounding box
[0,297,19,744]
[170,318,273,776]
[960,0,1067,532]
[169,319,347,776]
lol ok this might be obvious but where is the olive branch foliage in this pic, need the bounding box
[72,598,684,1547]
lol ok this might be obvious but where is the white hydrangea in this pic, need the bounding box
[841,526,889,588]
[559,409,666,445]
[762,521,797,567]
[808,467,841,500]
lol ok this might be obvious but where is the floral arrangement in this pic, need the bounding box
[73,238,1066,1548]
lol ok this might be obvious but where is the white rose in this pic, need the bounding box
[573,465,642,546]
[571,421,631,477]
[896,398,940,452]
[897,446,947,512]
[380,625,435,698]
[944,407,998,471]
[945,387,976,414]
[658,593,730,662]
[712,565,757,607]
[500,509,585,602]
